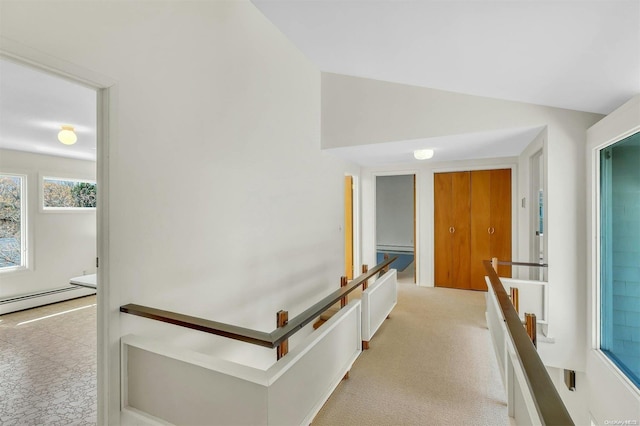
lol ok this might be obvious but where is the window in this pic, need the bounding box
[600,130,640,388]
[43,177,96,209]
[0,174,26,270]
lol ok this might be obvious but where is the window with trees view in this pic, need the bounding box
[43,177,96,209]
[0,174,25,270]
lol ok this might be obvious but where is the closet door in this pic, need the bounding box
[470,171,491,290]
[434,173,453,287]
[451,172,471,288]
[490,169,512,278]
[470,169,512,290]
[434,172,471,289]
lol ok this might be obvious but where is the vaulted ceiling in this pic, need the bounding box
[251,0,639,165]
[252,0,640,115]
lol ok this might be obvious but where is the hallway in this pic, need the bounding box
[313,273,509,425]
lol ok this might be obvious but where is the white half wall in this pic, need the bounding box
[0,149,96,308]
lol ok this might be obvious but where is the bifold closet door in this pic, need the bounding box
[470,171,491,290]
[434,172,471,289]
[489,169,512,278]
[470,169,512,290]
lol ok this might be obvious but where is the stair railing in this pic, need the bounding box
[120,255,396,360]
[484,258,573,426]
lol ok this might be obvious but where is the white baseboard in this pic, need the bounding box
[0,286,96,315]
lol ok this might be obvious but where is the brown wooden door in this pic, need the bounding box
[470,170,491,290]
[344,176,353,279]
[490,169,512,278]
[469,169,512,290]
[434,173,453,287]
[434,172,471,289]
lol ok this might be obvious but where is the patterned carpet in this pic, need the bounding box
[0,296,97,425]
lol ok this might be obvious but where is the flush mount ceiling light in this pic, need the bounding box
[58,125,77,145]
[414,149,434,160]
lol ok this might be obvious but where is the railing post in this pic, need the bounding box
[276,310,289,360]
[340,276,348,308]
[510,287,519,314]
[362,264,369,290]
[525,312,537,348]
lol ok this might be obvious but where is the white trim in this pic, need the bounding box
[0,172,28,272]
[586,95,640,424]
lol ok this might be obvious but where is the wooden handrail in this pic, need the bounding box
[484,260,573,425]
[120,256,397,350]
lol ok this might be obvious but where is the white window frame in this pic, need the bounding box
[0,173,28,273]
[592,128,640,394]
[41,175,96,212]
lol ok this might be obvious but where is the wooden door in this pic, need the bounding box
[434,173,452,287]
[470,170,491,290]
[434,172,471,289]
[490,169,512,278]
[469,169,512,290]
[344,176,353,279]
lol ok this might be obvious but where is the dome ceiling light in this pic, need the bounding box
[58,125,77,145]
[414,149,434,160]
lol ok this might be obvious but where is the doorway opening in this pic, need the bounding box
[375,174,417,284]
[0,53,109,423]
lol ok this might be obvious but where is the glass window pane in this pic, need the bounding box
[600,131,640,388]
[43,177,96,208]
[0,174,24,269]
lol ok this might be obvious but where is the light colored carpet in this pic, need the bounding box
[313,280,509,426]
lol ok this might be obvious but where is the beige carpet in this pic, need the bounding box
[313,277,509,426]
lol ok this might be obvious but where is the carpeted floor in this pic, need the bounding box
[313,277,508,426]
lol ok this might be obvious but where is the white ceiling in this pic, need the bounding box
[0,58,97,161]
[253,0,640,115]
[1,2,638,165]
[252,0,640,166]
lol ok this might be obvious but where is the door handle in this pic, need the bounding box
[449,226,455,233]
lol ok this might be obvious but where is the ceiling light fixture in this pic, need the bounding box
[58,125,77,145]
[414,149,434,160]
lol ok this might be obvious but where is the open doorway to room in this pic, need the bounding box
[375,174,417,284]
[0,57,100,424]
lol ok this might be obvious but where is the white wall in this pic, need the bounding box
[322,73,603,372]
[0,1,359,422]
[0,149,96,302]
[375,174,413,251]
[586,95,640,425]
